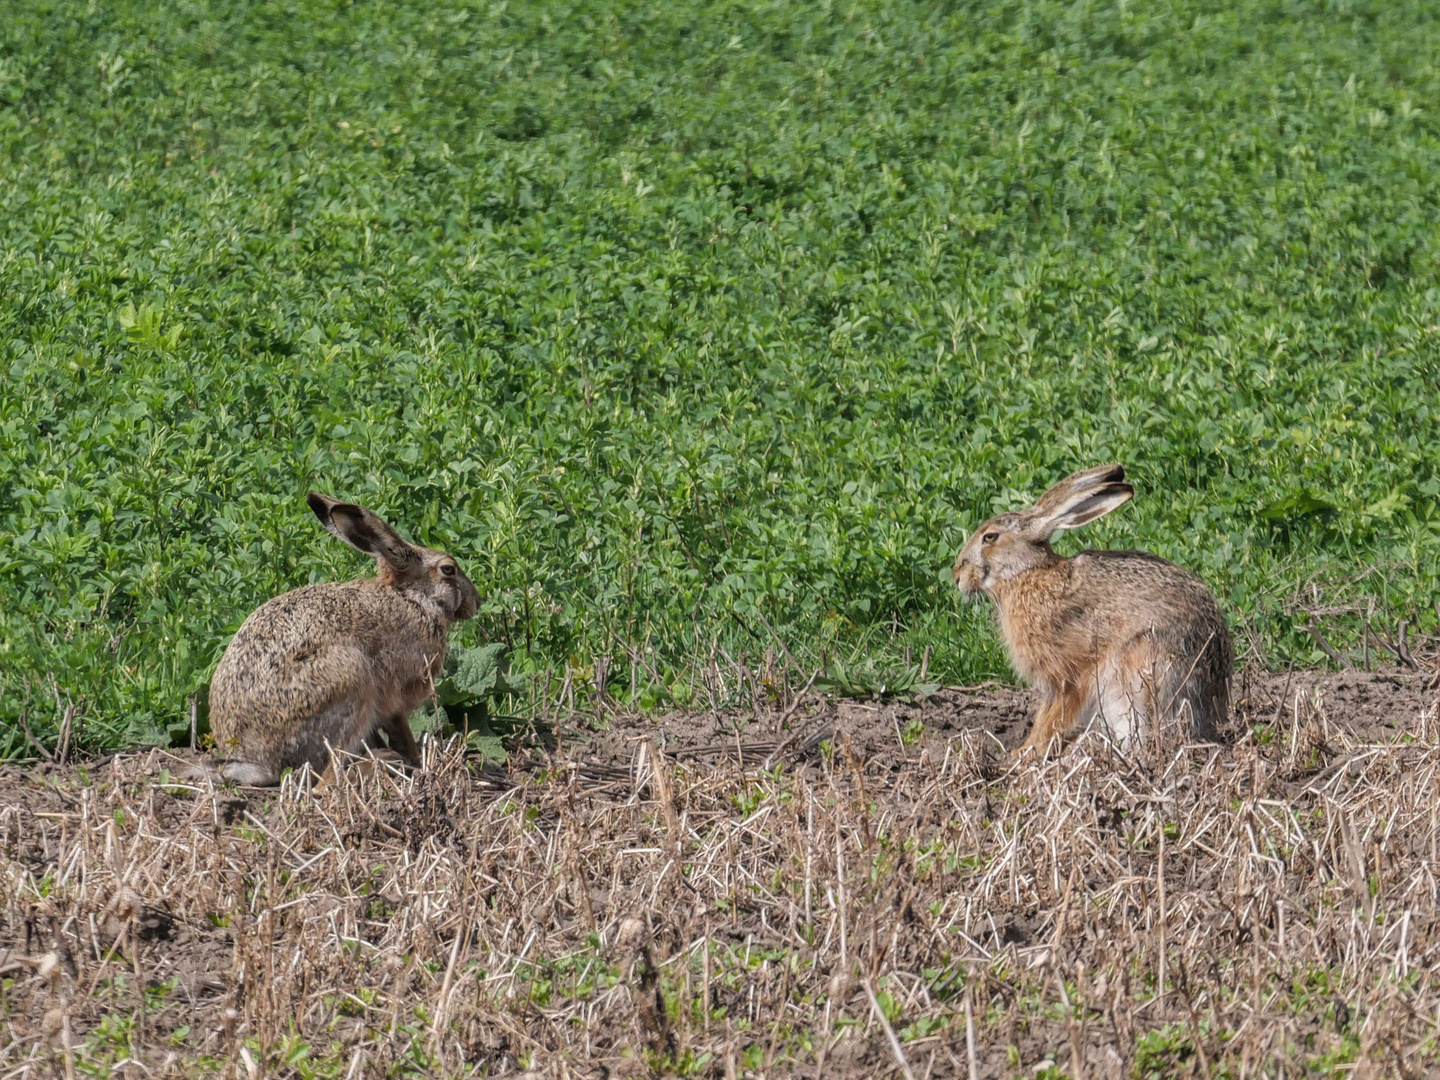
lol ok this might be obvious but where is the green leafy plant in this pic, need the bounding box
[117,302,183,353]
[814,657,940,701]
[1134,1023,1196,1079]
[412,643,526,760]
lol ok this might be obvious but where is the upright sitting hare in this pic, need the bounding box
[210,493,480,785]
[953,464,1231,754]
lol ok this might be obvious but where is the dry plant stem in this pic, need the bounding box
[863,976,917,1080]
[764,668,823,762]
[1055,969,1084,1080]
[55,696,83,767]
[964,986,978,1080]
[644,739,682,862]
[60,1003,76,1080]
[1301,615,1353,669]
[835,820,848,969]
[1396,621,1418,669]
[702,920,712,1036]
[429,912,471,1054]
[17,705,54,763]
[1157,820,1166,1013]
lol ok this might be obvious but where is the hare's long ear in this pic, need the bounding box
[1022,465,1133,539]
[1031,464,1126,516]
[307,493,417,574]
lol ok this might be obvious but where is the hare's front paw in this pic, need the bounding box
[1011,737,1058,762]
[323,749,412,788]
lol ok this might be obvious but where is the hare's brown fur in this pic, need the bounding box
[209,494,479,785]
[954,465,1231,754]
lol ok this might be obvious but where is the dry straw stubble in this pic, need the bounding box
[2,679,1440,1077]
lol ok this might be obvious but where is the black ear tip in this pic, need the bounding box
[1097,482,1135,501]
[306,492,332,517]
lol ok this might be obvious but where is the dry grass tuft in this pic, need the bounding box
[4,678,1440,1077]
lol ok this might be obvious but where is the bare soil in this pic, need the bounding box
[590,665,1430,770]
[3,667,1439,1078]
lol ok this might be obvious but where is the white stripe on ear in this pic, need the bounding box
[1031,464,1127,517]
[1025,481,1134,539]
[1055,486,1134,528]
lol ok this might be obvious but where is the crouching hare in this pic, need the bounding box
[953,464,1231,755]
[210,493,480,785]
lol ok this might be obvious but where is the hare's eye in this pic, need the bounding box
[982,531,1000,545]
[440,565,456,577]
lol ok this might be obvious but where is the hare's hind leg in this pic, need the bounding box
[1093,649,1153,749]
[379,713,421,767]
[286,698,383,777]
[1158,655,1228,743]
[1161,621,1231,742]
[220,760,280,786]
